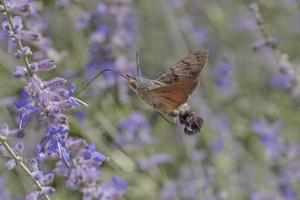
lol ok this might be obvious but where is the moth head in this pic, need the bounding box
[126,75,139,92]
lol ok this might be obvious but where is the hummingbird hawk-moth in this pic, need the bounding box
[76,49,208,135]
[126,49,208,135]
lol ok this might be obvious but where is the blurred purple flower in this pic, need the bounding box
[270,71,296,92]
[0,123,24,139]
[250,192,283,200]
[118,111,153,147]
[160,181,178,200]
[0,177,14,199]
[193,26,209,44]
[251,37,280,52]
[278,178,297,200]
[283,159,300,183]
[138,154,174,171]
[161,164,217,200]
[251,118,284,159]
[236,10,258,34]
[189,150,206,163]
[213,61,237,97]
[75,12,90,31]
[283,0,299,9]
[209,139,224,154]
[57,0,71,9]
[81,176,127,200]
[96,176,127,199]
[83,0,138,103]
[2,141,24,170]
[212,117,232,136]
[161,171,199,200]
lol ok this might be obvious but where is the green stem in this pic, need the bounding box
[249,3,297,76]
[249,3,283,62]
[0,0,33,77]
[0,135,51,200]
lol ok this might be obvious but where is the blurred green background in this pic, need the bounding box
[0,0,300,199]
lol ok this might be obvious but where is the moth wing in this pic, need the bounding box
[156,49,208,84]
[149,80,198,111]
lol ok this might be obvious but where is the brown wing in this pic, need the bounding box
[156,49,208,84]
[149,80,198,111]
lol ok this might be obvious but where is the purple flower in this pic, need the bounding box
[193,26,209,44]
[212,117,232,136]
[30,59,56,72]
[250,192,282,200]
[83,0,138,101]
[20,30,40,42]
[0,177,14,199]
[278,178,297,200]
[283,159,300,183]
[0,123,24,138]
[52,138,125,199]
[270,71,296,91]
[251,118,284,159]
[37,125,70,165]
[10,2,31,16]
[138,154,174,171]
[0,1,115,199]
[12,66,84,164]
[57,0,71,9]
[84,144,108,162]
[93,176,127,199]
[53,138,109,190]
[75,12,90,30]
[213,61,237,96]
[118,111,153,147]
[251,37,280,51]
[17,104,41,128]
[160,181,178,200]
[209,139,224,154]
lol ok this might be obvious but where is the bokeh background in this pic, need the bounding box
[1,0,300,199]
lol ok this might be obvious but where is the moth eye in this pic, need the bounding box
[131,83,137,89]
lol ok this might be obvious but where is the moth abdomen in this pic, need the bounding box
[178,109,203,135]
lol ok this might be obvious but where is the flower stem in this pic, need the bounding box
[0,0,33,77]
[248,2,293,70]
[0,135,51,200]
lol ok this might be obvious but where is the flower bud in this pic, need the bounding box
[12,16,23,33]
[42,173,55,185]
[43,77,67,90]
[4,159,16,170]
[13,141,24,154]
[20,30,40,42]
[41,186,55,195]
[11,4,31,16]
[37,59,56,71]
[14,65,27,79]
[28,158,39,172]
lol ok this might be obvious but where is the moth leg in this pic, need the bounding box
[168,109,179,117]
[157,111,176,125]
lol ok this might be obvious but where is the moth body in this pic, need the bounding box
[126,49,208,135]
[127,76,170,113]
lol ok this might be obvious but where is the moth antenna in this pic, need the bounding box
[136,48,140,76]
[75,69,129,96]
[158,112,176,125]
